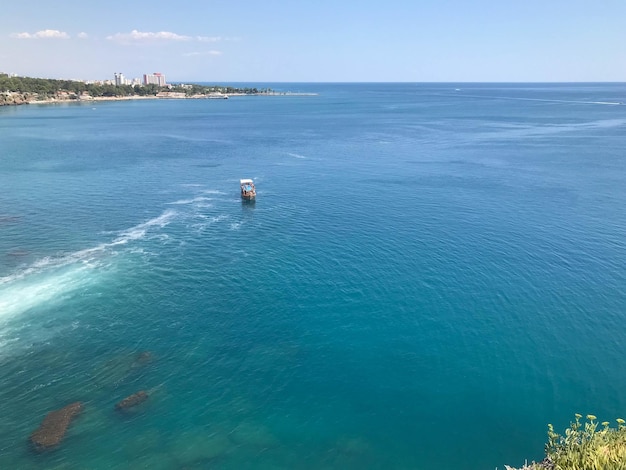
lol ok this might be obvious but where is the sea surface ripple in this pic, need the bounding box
[0,83,625,469]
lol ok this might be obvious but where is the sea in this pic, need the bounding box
[0,83,625,469]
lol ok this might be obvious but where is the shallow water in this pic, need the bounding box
[1,83,626,469]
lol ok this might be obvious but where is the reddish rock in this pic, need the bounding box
[115,390,149,411]
[30,402,83,452]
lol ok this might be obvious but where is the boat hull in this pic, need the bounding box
[240,179,256,199]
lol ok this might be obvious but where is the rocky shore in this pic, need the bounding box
[0,92,159,106]
[0,92,31,106]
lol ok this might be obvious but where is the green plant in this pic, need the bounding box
[542,414,626,469]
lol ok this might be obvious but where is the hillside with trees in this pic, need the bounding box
[0,74,268,105]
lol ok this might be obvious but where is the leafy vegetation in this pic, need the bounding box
[511,414,626,470]
[0,73,268,101]
[168,84,270,96]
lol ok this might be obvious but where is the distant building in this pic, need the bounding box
[114,72,126,86]
[143,72,166,87]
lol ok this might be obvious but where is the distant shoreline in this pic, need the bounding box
[29,95,156,105]
[0,74,320,106]
[0,92,318,107]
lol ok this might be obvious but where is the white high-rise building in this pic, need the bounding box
[143,73,166,87]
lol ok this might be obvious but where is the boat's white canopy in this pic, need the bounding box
[240,179,254,184]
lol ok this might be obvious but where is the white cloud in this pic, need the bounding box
[107,30,192,44]
[10,29,70,39]
[199,36,242,42]
[196,36,222,43]
[183,50,223,57]
[77,32,88,39]
[105,30,233,45]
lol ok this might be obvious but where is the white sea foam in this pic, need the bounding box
[190,214,229,232]
[288,153,307,159]
[454,93,623,107]
[112,209,176,245]
[192,214,228,223]
[0,246,106,285]
[476,118,626,140]
[521,97,622,106]
[29,377,63,392]
[167,196,213,205]
[0,264,97,322]
[0,209,177,324]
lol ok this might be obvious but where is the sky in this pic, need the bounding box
[0,0,625,83]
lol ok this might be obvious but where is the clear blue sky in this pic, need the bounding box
[1,0,624,82]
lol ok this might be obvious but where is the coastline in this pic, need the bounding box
[1,91,318,107]
[28,95,157,105]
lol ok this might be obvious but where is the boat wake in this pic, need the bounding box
[0,186,238,353]
[167,196,213,206]
[288,153,307,159]
[451,93,623,106]
[112,209,176,245]
[0,210,178,324]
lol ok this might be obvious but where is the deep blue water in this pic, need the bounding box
[1,83,626,469]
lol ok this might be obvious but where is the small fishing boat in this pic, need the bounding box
[240,179,256,199]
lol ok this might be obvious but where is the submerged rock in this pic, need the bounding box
[29,402,83,452]
[0,215,21,225]
[131,351,154,369]
[335,436,371,456]
[93,350,154,390]
[115,391,149,411]
[171,430,233,466]
[123,427,164,455]
[228,422,279,448]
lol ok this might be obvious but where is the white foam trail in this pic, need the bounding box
[0,265,96,321]
[112,209,176,245]
[167,196,213,205]
[0,209,177,322]
[288,153,307,159]
[0,247,105,285]
[509,96,622,105]
[477,118,626,140]
[190,214,229,232]
[453,93,623,106]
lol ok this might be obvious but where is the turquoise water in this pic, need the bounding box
[1,83,625,469]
